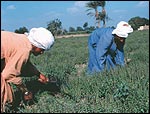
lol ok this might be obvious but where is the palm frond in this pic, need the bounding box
[87,12,94,16]
[86,1,97,9]
[86,8,94,12]
[85,1,109,27]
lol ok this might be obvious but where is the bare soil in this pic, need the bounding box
[55,34,90,39]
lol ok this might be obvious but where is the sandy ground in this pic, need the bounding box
[55,34,90,39]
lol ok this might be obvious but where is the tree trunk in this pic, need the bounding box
[95,9,100,28]
[102,7,106,27]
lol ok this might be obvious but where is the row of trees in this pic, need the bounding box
[46,19,96,35]
[14,19,96,36]
[14,16,149,36]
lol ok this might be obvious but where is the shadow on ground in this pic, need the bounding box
[7,77,62,113]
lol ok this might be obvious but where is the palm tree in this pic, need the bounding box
[97,1,106,27]
[86,1,99,27]
[86,1,107,28]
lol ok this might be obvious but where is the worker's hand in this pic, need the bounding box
[17,83,28,93]
[24,91,33,101]
[38,73,49,84]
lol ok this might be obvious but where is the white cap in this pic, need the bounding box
[27,27,54,50]
[112,21,133,38]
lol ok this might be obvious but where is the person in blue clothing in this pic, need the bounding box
[87,21,133,74]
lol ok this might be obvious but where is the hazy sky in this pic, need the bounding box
[1,1,149,32]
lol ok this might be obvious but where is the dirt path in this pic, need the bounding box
[55,34,90,39]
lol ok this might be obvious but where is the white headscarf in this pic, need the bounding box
[27,27,55,51]
[112,21,133,38]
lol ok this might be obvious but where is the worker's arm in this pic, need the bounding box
[26,60,49,84]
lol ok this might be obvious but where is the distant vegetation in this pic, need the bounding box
[129,16,149,30]
[2,16,146,38]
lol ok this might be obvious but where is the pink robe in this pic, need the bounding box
[1,31,33,112]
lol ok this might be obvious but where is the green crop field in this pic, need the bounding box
[9,30,149,113]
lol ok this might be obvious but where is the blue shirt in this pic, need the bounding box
[87,27,125,74]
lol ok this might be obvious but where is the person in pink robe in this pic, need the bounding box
[1,27,55,112]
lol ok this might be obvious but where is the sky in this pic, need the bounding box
[1,1,149,32]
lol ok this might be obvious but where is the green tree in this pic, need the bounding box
[128,16,149,30]
[69,27,76,32]
[86,1,107,28]
[83,22,88,31]
[96,1,107,27]
[76,26,83,31]
[47,18,62,36]
[14,27,28,34]
[88,26,95,31]
[62,29,68,35]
